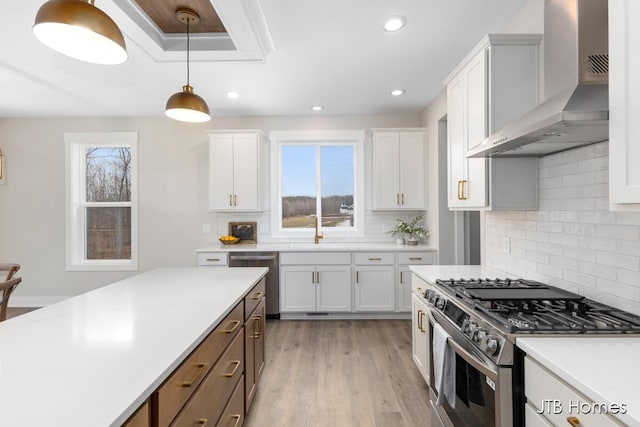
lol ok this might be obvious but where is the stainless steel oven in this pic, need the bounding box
[427,309,513,427]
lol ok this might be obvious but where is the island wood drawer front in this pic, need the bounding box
[354,252,394,265]
[198,252,228,266]
[244,278,266,321]
[524,356,620,427]
[280,252,351,265]
[156,302,244,427]
[216,374,245,427]
[121,400,150,427]
[397,252,435,265]
[170,330,245,427]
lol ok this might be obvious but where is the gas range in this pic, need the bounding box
[423,277,640,366]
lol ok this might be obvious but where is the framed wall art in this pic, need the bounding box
[228,222,257,244]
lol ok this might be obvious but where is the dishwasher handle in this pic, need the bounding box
[229,255,277,261]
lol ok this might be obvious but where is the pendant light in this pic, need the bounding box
[165,8,211,123]
[33,0,127,65]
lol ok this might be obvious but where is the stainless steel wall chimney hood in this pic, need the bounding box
[467,0,608,158]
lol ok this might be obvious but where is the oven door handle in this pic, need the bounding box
[428,311,498,381]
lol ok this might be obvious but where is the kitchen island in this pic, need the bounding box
[0,267,268,426]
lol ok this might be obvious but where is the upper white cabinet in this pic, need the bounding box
[208,130,268,211]
[610,1,640,208]
[445,35,541,210]
[372,129,427,210]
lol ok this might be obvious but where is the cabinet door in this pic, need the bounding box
[232,133,260,210]
[209,134,235,210]
[399,132,426,209]
[280,266,315,312]
[411,294,429,383]
[354,266,395,311]
[397,266,413,312]
[610,0,640,206]
[447,75,467,209]
[315,266,352,312]
[245,298,265,412]
[373,132,401,209]
[464,52,489,208]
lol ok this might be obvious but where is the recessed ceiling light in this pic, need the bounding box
[226,91,240,99]
[311,105,323,111]
[390,89,405,96]
[383,15,406,32]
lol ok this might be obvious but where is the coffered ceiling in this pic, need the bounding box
[0,0,530,117]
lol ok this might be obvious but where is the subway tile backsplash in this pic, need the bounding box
[485,141,640,316]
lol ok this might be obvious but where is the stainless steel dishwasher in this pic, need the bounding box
[229,252,279,319]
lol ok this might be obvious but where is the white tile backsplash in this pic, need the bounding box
[485,141,640,316]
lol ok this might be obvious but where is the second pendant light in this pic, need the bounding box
[165,8,211,123]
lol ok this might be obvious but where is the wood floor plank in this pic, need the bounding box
[244,319,431,427]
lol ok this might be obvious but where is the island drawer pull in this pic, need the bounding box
[222,360,241,377]
[566,417,580,426]
[197,418,208,426]
[230,415,241,427]
[400,271,404,284]
[368,257,382,261]
[221,320,241,334]
[179,362,208,387]
[250,291,264,300]
[409,257,423,260]
[253,315,262,338]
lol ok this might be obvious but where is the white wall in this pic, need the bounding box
[0,113,427,304]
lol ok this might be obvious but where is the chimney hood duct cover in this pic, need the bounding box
[467,0,609,158]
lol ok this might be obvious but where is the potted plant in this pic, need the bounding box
[387,215,429,245]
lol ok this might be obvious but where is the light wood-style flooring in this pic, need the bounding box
[244,319,431,427]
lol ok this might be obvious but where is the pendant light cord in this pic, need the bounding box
[186,17,191,86]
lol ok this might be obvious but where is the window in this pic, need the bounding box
[65,132,138,271]
[270,130,364,238]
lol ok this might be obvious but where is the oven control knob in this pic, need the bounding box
[485,336,500,355]
[435,298,445,310]
[461,319,470,333]
[474,328,487,342]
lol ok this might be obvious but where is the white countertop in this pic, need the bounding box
[0,267,268,427]
[409,264,509,283]
[518,337,640,427]
[198,242,437,252]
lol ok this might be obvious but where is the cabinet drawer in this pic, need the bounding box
[157,302,244,426]
[280,252,351,265]
[122,401,150,427]
[244,278,266,321]
[171,330,245,427]
[397,251,434,265]
[216,375,245,427]
[353,252,394,265]
[525,356,621,427]
[198,252,228,266]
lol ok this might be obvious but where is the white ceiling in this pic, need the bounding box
[0,0,529,118]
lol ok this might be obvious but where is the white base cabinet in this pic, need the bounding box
[354,266,395,311]
[411,293,429,384]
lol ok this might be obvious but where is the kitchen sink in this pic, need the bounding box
[287,243,346,249]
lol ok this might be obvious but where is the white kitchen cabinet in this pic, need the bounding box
[610,1,640,208]
[208,130,267,211]
[445,34,541,210]
[372,129,427,210]
[411,293,429,384]
[280,252,352,313]
[354,253,395,311]
[524,356,620,427]
[397,252,435,312]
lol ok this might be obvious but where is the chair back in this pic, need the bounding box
[0,263,20,281]
[1,277,22,322]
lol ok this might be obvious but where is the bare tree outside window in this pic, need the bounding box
[84,147,132,259]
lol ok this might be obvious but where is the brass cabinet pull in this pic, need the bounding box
[356,271,359,283]
[566,417,580,426]
[233,194,237,206]
[396,193,400,205]
[206,258,220,262]
[417,287,423,293]
[253,315,262,338]
[179,362,208,387]
[229,195,233,206]
[316,271,320,283]
[401,193,404,205]
[460,180,468,200]
[250,291,264,300]
[368,257,382,261]
[220,320,241,334]
[229,415,241,427]
[420,311,426,333]
[400,271,404,284]
[222,360,241,377]
[417,309,423,331]
[197,419,208,426]
[311,271,315,283]
[457,180,462,199]
[409,257,422,260]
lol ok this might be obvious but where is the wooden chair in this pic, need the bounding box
[0,264,21,322]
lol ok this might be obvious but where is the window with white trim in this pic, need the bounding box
[65,132,138,271]
[270,130,365,238]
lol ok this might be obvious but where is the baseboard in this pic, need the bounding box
[279,312,411,320]
[9,296,67,307]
